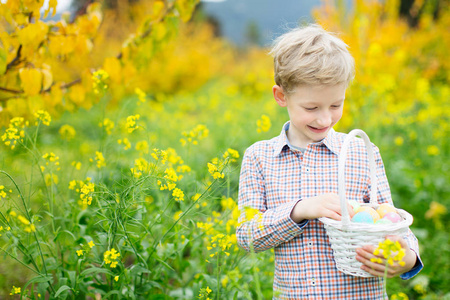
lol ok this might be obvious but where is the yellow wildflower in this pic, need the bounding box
[180,124,209,146]
[34,110,51,126]
[114,276,119,282]
[118,138,131,150]
[426,145,439,156]
[425,201,447,219]
[135,140,149,154]
[1,117,27,149]
[76,250,84,256]
[93,151,106,168]
[99,118,115,135]
[88,241,95,248]
[371,239,406,266]
[0,186,7,199]
[172,188,185,202]
[92,69,109,94]
[59,125,76,141]
[257,114,271,133]
[10,286,21,295]
[394,136,404,146]
[71,161,82,170]
[104,248,121,268]
[126,114,140,133]
[135,87,147,104]
[223,148,240,162]
[390,292,409,300]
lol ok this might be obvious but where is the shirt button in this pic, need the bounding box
[305,167,310,172]
[308,242,313,247]
[311,278,316,286]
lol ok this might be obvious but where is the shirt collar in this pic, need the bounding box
[272,121,341,157]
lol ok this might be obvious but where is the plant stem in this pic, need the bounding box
[216,252,220,300]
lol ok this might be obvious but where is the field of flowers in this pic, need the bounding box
[0,0,449,299]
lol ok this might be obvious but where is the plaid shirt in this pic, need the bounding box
[237,122,423,300]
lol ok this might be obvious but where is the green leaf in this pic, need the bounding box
[80,267,114,277]
[155,257,175,272]
[67,271,76,288]
[103,290,121,298]
[54,285,72,297]
[54,230,76,243]
[22,275,52,293]
[129,264,152,276]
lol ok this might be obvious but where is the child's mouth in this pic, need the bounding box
[308,126,329,133]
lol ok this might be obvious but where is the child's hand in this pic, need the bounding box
[290,193,355,223]
[355,235,417,278]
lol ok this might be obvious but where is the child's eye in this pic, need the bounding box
[304,107,317,111]
[331,105,342,109]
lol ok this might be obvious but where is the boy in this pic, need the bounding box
[236,25,423,299]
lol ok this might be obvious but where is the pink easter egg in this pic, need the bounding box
[383,212,402,223]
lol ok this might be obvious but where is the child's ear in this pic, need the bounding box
[273,85,287,107]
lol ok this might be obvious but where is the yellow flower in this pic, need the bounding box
[18,215,30,225]
[425,201,447,219]
[180,124,209,146]
[59,125,76,141]
[99,118,115,135]
[223,148,240,162]
[76,250,84,256]
[93,151,106,168]
[426,145,439,156]
[135,87,147,104]
[88,241,95,248]
[10,286,21,295]
[0,186,7,199]
[256,114,271,133]
[114,276,119,282]
[71,161,82,170]
[92,69,109,94]
[34,110,51,126]
[371,239,406,266]
[172,188,185,202]
[135,140,149,154]
[126,114,140,133]
[391,292,409,300]
[394,136,404,146]
[104,248,121,268]
[118,138,131,150]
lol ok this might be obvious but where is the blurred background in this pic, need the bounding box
[0,0,449,299]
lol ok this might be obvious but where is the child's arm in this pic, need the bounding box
[236,147,353,253]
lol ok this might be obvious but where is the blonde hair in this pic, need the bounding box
[270,24,355,94]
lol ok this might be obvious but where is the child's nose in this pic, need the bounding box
[317,112,332,127]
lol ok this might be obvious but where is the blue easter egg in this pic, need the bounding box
[351,211,374,224]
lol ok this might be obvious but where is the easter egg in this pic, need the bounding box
[375,218,392,225]
[355,206,380,222]
[351,211,374,224]
[376,203,397,218]
[383,212,403,223]
[348,200,361,212]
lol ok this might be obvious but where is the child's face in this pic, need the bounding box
[273,84,346,148]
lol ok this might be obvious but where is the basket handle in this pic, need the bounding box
[338,129,378,227]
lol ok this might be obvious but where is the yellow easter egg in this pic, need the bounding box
[355,206,380,222]
[376,203,397,218]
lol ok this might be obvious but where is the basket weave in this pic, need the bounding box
[319,129,413,277]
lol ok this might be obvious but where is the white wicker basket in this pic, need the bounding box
[319,129,413,277]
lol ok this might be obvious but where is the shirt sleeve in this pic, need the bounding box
[236,147,308,253]
[369,144,424,278]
